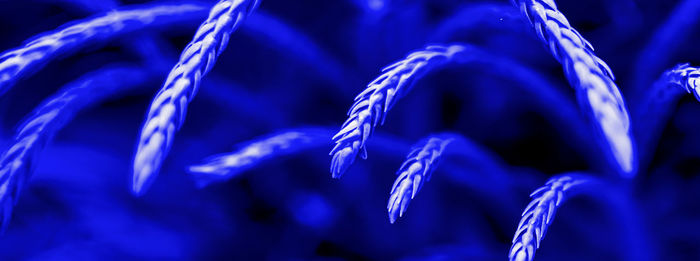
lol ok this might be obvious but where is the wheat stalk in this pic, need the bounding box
[512,0,636,176]
[429,3,523,42]
[189,127,332,187]
[243,12,355,96]
[132,0,260,196]
[634,63,700,167]
[632,0,700,95]
[0,3,208,97]
[509,174,595,261]
[199,76,289,128]
[0,66,148,232]
[55,0,175,70]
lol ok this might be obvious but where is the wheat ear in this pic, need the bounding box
[664,64,700,100]
[634,63,700,167]
[0,3,208,97]
[512,0,636,176]
[0,66,148,232]
[55,0,175,70]
[189,127,332,187]
[387,132,519,223]
[330,42,599,178]
[509,174,595,261]
[386,133,463,223]
[132,0,260,196]
[330,45,466,178]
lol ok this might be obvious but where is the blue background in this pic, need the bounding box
[1,0,700,260]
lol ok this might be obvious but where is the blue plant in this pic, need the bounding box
[0,3,207,97]
[511,0,636,177]
[1,1,700,260]
[665,63,700,99]
[387,132,507,223]
[189,127,332,187]
[331,41,610,178]
[330,45,468,178]
[633,63,700,166]
[0,66,148,231]
[132,0,260,195]
[509,174,596,261]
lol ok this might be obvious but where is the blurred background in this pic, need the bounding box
[1,0,700,260]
